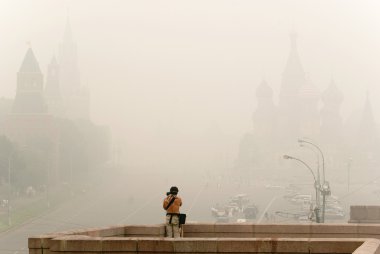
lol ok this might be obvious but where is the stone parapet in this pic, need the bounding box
[30,237,371,254]
[183,223,380,238]
[28,223,380,254]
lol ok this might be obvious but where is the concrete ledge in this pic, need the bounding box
[125,224,165,237]
[183,223,369,238]
[353,239,380,254]
[32,237,371,253]
[28,223,380,254]
[50,235,103,252]
[29,234,64,249]
[138,238,175,252]
[102,237,137,252]
[173,238,219,253]
[79,226,125,237]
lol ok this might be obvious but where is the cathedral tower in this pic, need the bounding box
[278,32,307,142]
[279,32,306,108]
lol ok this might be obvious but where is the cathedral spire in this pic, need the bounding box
[58,16,90,120]
[279,31,306,101]
[289,31,298,53]
[59,15,79,96]
[63,16,73,43]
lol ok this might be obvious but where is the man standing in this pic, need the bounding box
[163,186,182,238]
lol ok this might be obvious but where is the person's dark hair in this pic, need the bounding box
[170,186,179,194]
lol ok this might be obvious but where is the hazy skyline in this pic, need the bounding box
[1,0,380,170]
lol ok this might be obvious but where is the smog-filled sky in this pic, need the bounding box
[1,0,380,172]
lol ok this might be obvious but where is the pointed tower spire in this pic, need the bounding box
[59,15,79,96]
[19,47,41,73]
[277,31,307,142]
[12,48,47,114]
[289,31,298,53]
[63,15,72,43]
[45,55,61,99]
[58,16,90,120]
[279,30,306,102]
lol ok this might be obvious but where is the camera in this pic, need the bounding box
[166,192,171,196]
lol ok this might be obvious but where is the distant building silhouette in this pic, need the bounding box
[46,17,90,120]
[236,33,380,182]
[253,80,276,137]
[352,93,380,172]
[320,79,344,145]
[45,56,65,117]
[278,32,307,143]
[5,47,60,184]
[12,48,47,114]
[0,18,109,191]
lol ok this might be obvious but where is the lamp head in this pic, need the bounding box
[283,155,292,160]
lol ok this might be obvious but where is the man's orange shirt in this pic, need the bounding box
[163,195,182,214]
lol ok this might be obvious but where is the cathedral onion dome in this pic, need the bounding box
[256,80,273,98]
[322,79,344,104]
[298,77,320,100]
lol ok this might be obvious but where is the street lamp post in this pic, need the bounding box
[298,143,322,222]
[283,154,321,223]
[298,139,330,223]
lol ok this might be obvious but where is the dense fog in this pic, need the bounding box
[0,1,379,173]
[0,0,380,252]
